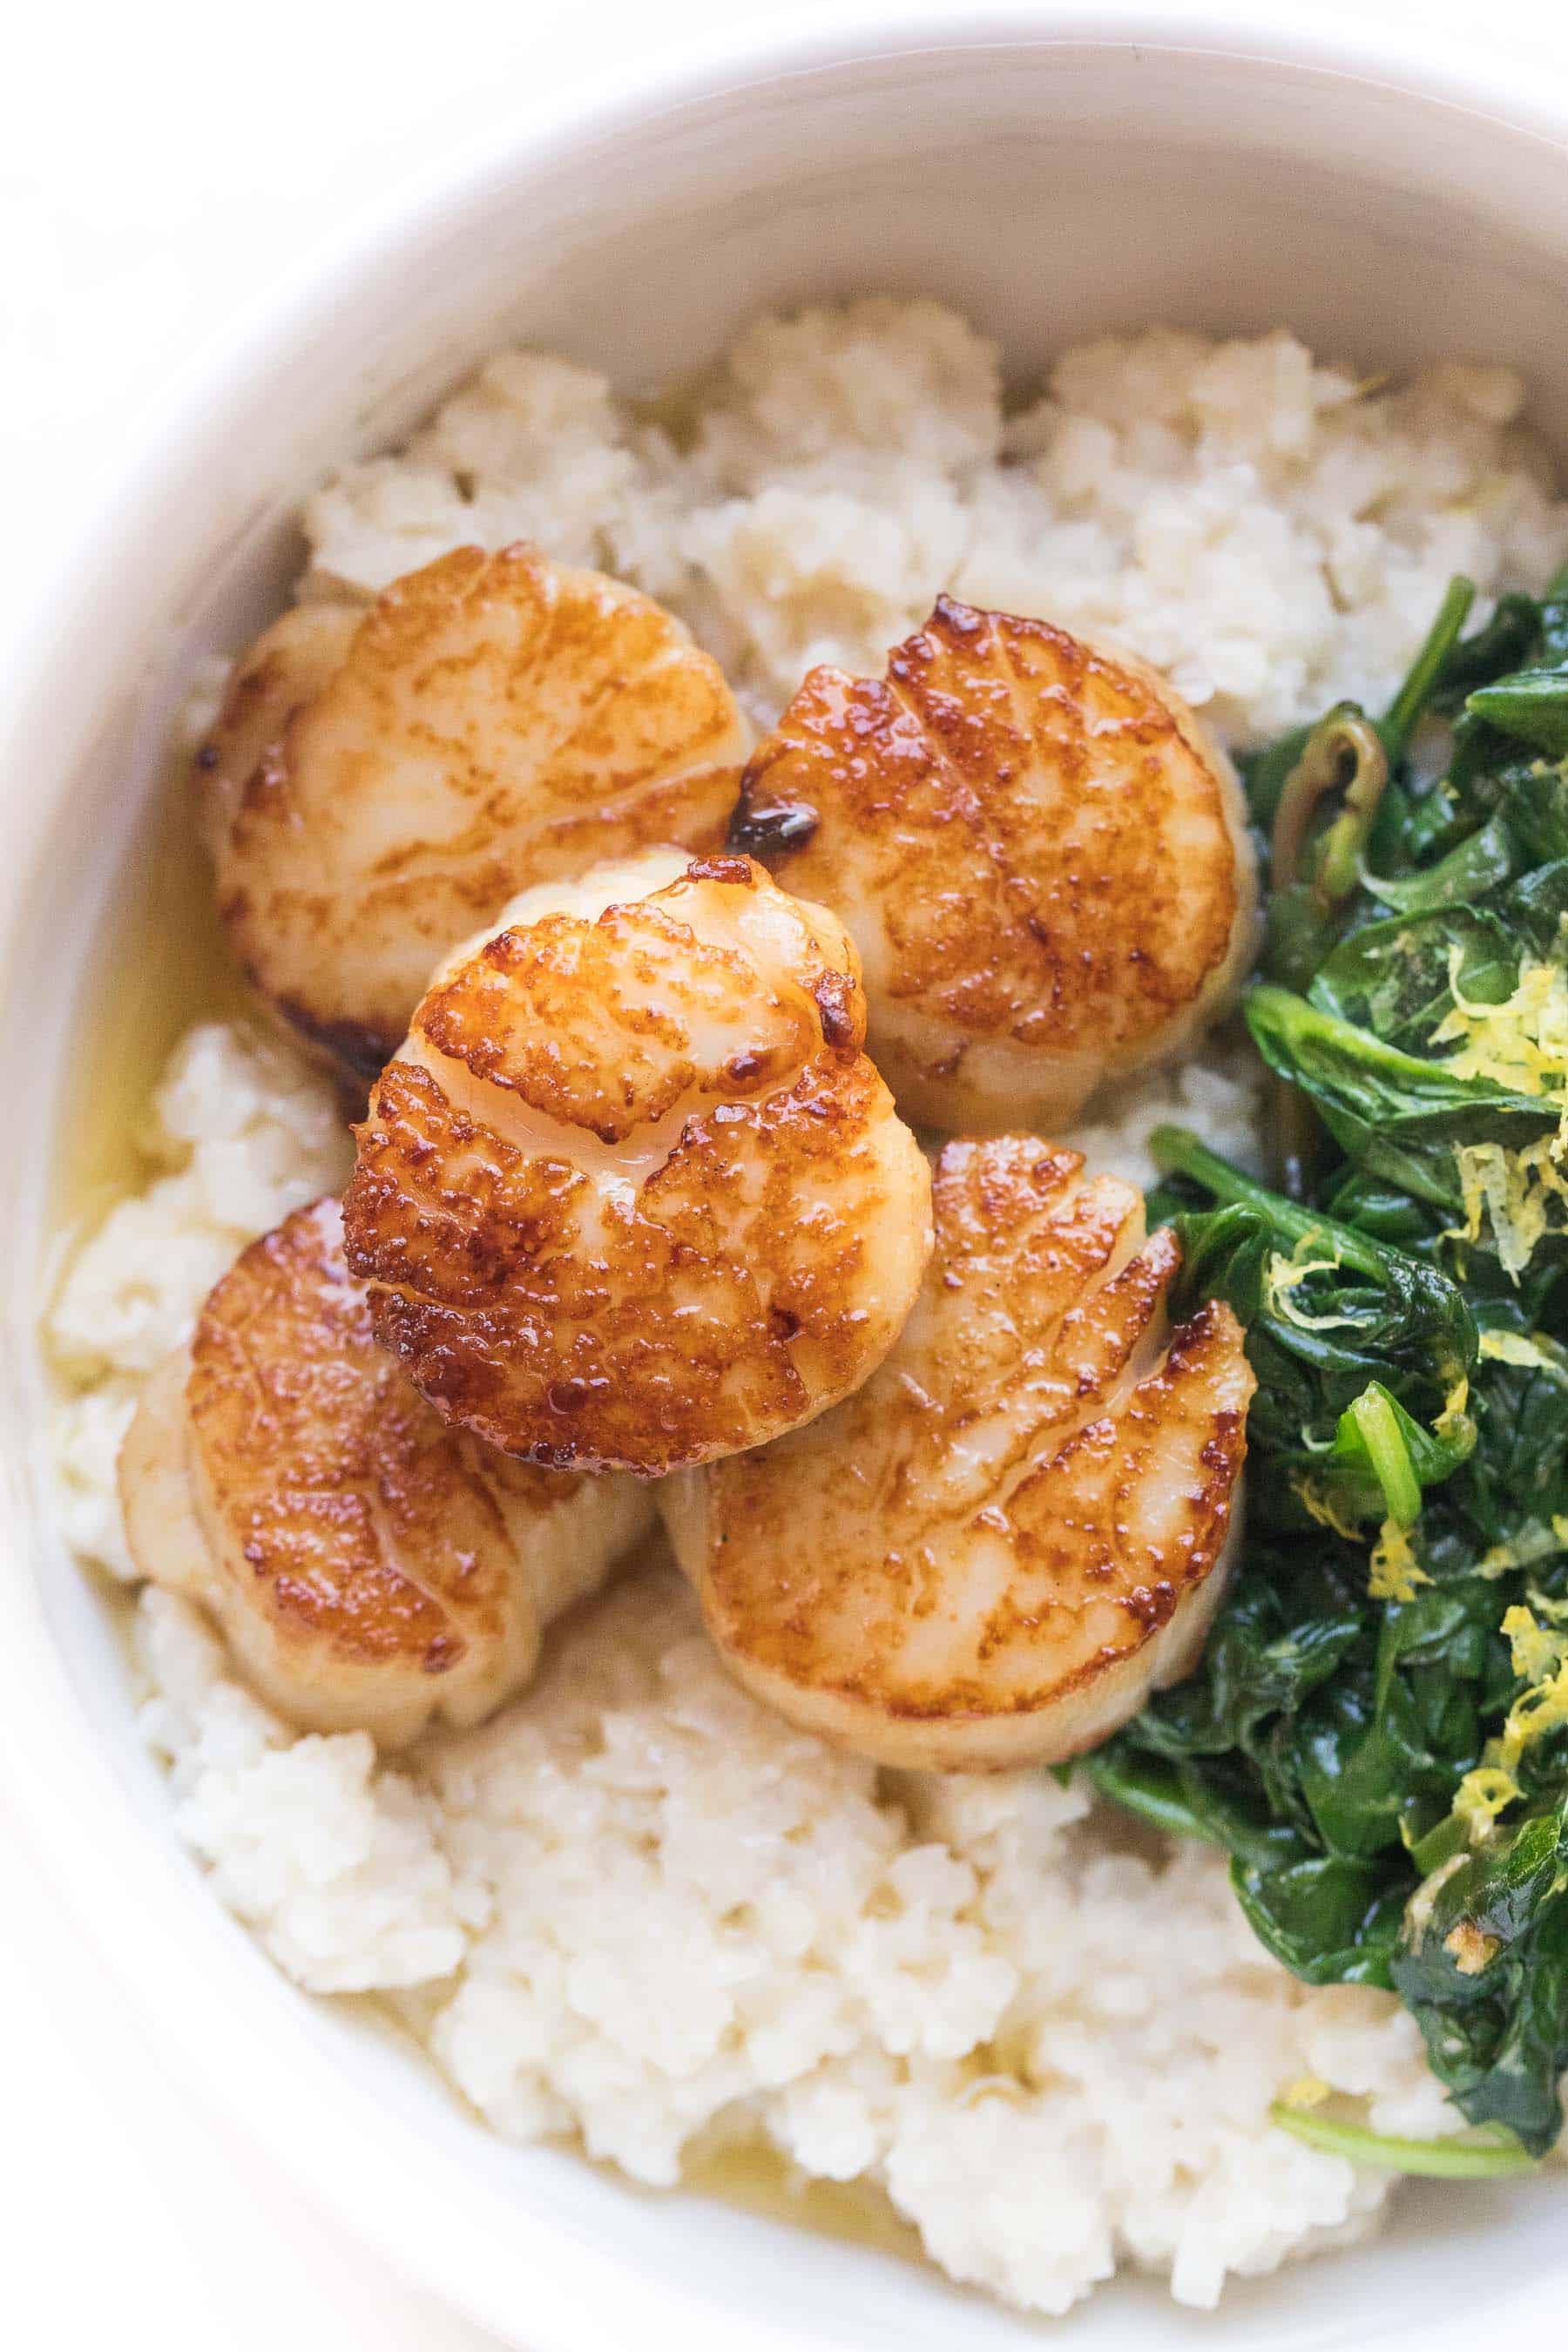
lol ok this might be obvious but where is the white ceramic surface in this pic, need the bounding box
[3,13,1565,2349]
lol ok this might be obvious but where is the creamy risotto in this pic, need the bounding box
[48,302,1568,2316]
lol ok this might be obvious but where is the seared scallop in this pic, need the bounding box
[731,597,1258,1131]
[660,1135,1254,1772]
[118,1197,654,1746]
[341,847,933,1477]
[195,544,752,1074]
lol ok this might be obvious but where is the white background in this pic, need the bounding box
[4,2,1563,2345]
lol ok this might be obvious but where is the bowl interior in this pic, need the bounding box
[4,30,1566,2352]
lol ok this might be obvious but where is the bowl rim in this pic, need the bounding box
[7,0,1568,689]
[6,10,1568,2349]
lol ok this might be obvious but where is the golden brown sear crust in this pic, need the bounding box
[188,1200,530,1673]
[660,1135,1254,1771]
[195,545,752,1074]
[732,597,1258,1130]
[341,851,934,1477]
[416,890,828,1143]
[118,1198,652,1745]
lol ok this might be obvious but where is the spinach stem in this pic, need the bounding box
[1347,1387,1422,1525]
[1269,2102,1538,2179]
[1409,1811,1471,1877]
[1382,574,1476,759]
[1271,709,1389,903]
[1079,1753,1222,1845]
[1148,1125,1390,1278]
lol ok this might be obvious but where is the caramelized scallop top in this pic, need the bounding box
[661,1135,1254,1772]
[341,848,934,1477]
[732,598,1258,1131]
[118,1198,652,1745]
[195,544,751,1074]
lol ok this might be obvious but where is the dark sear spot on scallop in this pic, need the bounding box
[812,972,857,1051]
[684,852,757,887]
[727,797,821,859]
[727,599,1258,1135]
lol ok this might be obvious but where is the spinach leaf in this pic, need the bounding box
[1247,985,1560,1214]
[1468,674,1568,760]
[1233,1853,1407,1986]
[1391,1801,1568,2155]
[1362,816,1518,916]
[1310,862,1568,1052]
[1428,593,1544,711]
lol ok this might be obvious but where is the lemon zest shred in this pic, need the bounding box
[1478,1328,1568,1378]
[1263,1234,1365,1332]
[1432,948,1568,1095]
[1470,1606,1568,1785]
[1369,1518,1430,1603]
[1278,2076,1332,2111]
[1435,1374,1471,1442]
[1453,1765,1523,1842]
[1505,1665,1568,1761]
[1477,1518,1568,1578]
[1482,1330,1548,1368]
[1292,1475,1365,1544]
[1503,1603,1566,1686]
[1447,1136,1568,1280]
[1428,1606,1568,1854]
[1406,1854,1467,1943]
[1528,1574,1568,1623]
[1434,944,1568,1276]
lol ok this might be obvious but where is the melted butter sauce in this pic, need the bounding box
[52,752,247,1245]
[681,2138,924,2261]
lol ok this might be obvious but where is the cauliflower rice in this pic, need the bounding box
[48,303,1568,2318]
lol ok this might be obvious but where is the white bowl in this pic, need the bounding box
[3,11,1565,2349]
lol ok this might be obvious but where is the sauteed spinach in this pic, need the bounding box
[1091,566,1568,2162]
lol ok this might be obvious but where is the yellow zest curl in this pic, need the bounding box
[1453,1764,1522,1841]
[1263,1233,1366,1332]
[1432,948,1568,1095]
[1477,1517,1568,1578]
[1436,943,1568,1278]
[1293,1475,1365,1543]
[1278,2076,1332,2111]
[1478,1328,1568,1377]
[1449,1136,1568,1280]
[1369,1517,1430,1604]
